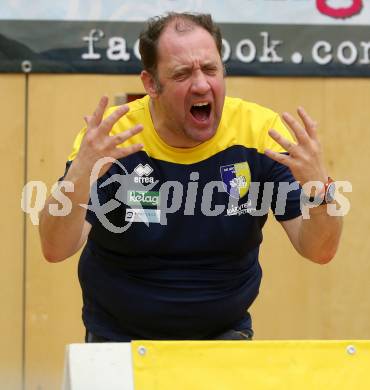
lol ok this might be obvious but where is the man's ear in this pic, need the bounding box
[141,70,159,98]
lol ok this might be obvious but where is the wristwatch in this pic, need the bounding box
[303,177,336,205]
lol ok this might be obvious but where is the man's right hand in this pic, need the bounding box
[73,95,144,180]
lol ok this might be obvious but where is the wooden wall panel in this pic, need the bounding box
[227,77,370,339]
[0,75,25,390]
[25,75,145,390]
[25,74,369,388]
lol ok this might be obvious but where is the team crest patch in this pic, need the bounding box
[220,162,251,199]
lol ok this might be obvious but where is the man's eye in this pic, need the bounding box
[174,73,187,81]
[203,67,217,75]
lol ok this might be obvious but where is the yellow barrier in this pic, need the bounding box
[132,340,370,390]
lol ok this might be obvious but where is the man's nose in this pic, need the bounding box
[191,71,211,94]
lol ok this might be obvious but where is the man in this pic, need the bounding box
[39,13,342,342]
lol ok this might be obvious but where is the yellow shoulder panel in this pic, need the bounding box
[67,96,149,161]
[67,95,292,164]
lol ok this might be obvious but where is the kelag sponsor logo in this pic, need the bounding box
[127,191,160,206]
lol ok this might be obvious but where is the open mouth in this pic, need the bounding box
[190,102,211,122]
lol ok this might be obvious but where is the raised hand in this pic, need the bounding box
[75,96,144,178]
[265,107,328,187]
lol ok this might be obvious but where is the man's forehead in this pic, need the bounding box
[159,21,216,48]
[164,17,196,34]
[157,23,219,65]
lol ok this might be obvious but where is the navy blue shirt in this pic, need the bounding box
[64,96,302,340]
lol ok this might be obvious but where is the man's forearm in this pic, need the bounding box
[39,159,92,262]
[298,205,343,263]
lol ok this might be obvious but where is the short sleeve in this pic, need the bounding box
[267,159,302,221]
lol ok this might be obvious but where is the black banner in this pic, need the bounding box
[1,20,370,76]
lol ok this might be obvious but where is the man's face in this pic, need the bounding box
[151,24,226,147]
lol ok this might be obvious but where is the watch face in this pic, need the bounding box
[325,182,336,203]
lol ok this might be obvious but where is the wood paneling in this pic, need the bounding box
[228,77,369,339]
[25,75,145,390]
[0,75,25,390]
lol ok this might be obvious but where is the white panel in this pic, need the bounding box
[62,343,134,390]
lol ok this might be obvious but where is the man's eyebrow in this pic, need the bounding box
[171,65,192,74]
[170,61,219,74]
[165,66,191,78]
[201,60,218,67]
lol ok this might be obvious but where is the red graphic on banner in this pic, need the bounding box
[316,0,363,19]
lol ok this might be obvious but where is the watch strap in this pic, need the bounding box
[303,177,335,205]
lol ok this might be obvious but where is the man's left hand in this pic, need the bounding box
[265,107,328,187]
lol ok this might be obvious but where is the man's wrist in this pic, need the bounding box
[65,157,93,184]
[301,177,336,206]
